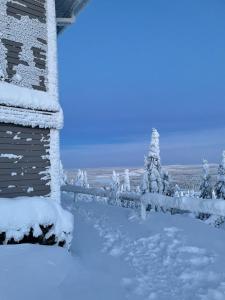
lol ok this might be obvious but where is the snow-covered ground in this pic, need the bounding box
[1,193,225,300]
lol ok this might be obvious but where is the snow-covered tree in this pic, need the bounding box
[215,151,225,200]
[162,170,174,196]
[122,169,131,192]
[174,184,181,197]
[83,171,89,188]
[136,186,141,194]
[59,160,68,186]
[199,159,213,199]
[141,128,163,194]
[75,169,84,187]
[111,170,121,193]
[74,170,89,188]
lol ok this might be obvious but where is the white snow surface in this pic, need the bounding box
[1,193,225,299]
[0,197,73,246]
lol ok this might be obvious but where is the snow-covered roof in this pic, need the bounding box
[56,0,89,34]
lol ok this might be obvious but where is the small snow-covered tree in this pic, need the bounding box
[111,170,121,193]
[141,128,163,194]
[215,151,225,200]
[122,169,131,192]
[74,170,89,188]
[75,169,84,187]
[59,160,68,186]
[83,171,89,188]
[199,159,213,199]
[162,170,174,196]
[136,185,141,194]
[174,184,181,197]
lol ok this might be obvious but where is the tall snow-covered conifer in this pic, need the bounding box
[199,159,213,199]
[215,151,225,199]
[141,128,163,194]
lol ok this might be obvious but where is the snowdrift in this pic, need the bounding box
[0,197,73,248]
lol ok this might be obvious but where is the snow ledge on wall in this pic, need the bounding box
[0,197,74,249]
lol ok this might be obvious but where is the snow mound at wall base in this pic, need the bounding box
[0,197,74,249]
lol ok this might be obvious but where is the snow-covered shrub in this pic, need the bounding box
[215,151,225,200]
[141,128,163,194]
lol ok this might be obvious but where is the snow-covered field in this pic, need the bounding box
[66,164,218,191]
[1,193,225,300]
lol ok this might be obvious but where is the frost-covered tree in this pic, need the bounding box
[174,184,181,197]
[83,171,89,189]
[162,170,174,196]
[141,128,163,194]
[59,160,68,186]
[136,186,141,194]
[215,151,225,200]
[122,169,131,192]
[199,160,213,199]
[75,169,84,187]
[111,170,121,193]
[74,170,89,188]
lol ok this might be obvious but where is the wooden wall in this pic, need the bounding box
[0,123,50,198]
[0,0,48,92]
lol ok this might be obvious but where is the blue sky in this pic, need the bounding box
[58,0,225,168]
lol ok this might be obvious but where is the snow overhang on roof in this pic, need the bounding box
[55,0,89,34]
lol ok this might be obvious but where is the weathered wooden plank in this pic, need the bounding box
[0,188,50,197]
[14,0,46,13]
[0,178,50,188]
[0,132,49,140]
[0,124,50,134]
[0,173,50,182]
[0,144,48,150]
[0,137,49,145]
[0,166,49,175]
[7,2,46,18]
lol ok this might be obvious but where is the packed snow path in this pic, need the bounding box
[1,194,225,299]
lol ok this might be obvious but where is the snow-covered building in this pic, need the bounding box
[0,0,88,247]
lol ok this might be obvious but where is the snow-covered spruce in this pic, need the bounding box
[0,197,73,248]
[215,151,225,200]
[199,160,213,199]
[141,128,163,194]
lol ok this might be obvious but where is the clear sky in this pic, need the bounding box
[58,0,225,168]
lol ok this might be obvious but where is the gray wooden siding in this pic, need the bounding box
[0,123,51,198]
[0,0,48,92]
